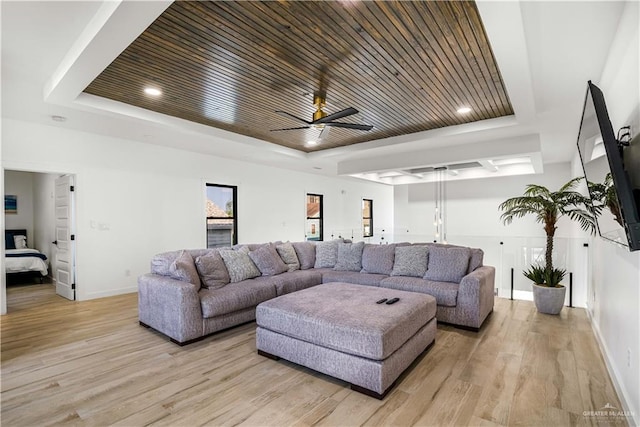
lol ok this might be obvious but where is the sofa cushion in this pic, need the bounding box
[380,276,458,307]
[468,248,484,273]
[391,245,429,277]
[361,244,396,275]
[333,241,365,271]
[424,246,471,283]
[195,250,231,290]
[168,250,201,290]
[276,242,300,272]
[322,271,387,287]
[292,241,316,270]
[314,239,342,268]
[199,279,276,318]
[259,270,323,296]
[249,244,288,276]
[219,247,261,283]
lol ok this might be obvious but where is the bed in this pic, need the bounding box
[5,229,49,284]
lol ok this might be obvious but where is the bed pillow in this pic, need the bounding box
[219,247,261,283]
[424,246,471,283]
[390,245,429,278]
[195,250,231,290]
[333,241,365,271]
[249,244,288,276]
[276,242,300,272]
[314,239,343,268]
[14,235,27,249]
[168,250,201,291]
[292,241,316,270]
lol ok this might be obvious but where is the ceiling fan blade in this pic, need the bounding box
[314,107,358,124]
[324,122,373,131]
[270,126,311,132]
[275,110,311,125]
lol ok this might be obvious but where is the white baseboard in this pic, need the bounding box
[586,309,638,426]
[82,286,137,300]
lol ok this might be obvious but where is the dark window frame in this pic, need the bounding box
[306,193,323,241]
[206,183,238,247]
[363,198,374,237]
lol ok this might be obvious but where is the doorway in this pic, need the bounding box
[2,169,77,312]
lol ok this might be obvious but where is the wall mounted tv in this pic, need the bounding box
[576,81,640,251]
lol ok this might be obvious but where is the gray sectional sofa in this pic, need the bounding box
[138,240,495,345]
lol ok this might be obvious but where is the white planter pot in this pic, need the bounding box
[532,283,566,315]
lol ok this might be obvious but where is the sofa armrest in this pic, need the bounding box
[138,273,203,344]
[457,266,496,328]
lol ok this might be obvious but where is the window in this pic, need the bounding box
[306,193,323,241]
[363,199,373,237]
[206,184,237,248]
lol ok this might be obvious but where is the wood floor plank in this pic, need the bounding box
[0,284,629,426]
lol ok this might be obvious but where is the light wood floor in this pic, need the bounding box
[1,284,628,427]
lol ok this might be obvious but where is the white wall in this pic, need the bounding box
[585,1,640,422]
[1,118,394,301]
[4,170,34,247]
[32,173,57,271]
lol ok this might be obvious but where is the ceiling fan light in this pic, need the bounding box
[457,106,472,114]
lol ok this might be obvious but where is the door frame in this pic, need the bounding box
[1,164,79,314]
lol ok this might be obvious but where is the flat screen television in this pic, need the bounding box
[576,81,640,251]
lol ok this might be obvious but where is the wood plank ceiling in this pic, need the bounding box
[84,1,513,153]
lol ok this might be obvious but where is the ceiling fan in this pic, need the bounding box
[270,92,373,142]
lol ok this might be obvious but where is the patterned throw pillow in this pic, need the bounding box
[292,241,316,270]
[276,242,300,272]
[334,241,365,271]
[169,250,201,290]
[424,246,471,283]
[219,247,261,283]
[361,244,396,275]
[195,250,231,290]
[390,245,429,278]
[249,244,288,276]
[314,239,342,268]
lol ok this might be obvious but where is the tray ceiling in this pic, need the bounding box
[84,0,513,153]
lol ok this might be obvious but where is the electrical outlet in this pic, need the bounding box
[628,348,632,368]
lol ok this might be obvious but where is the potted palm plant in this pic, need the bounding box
[499,177,596,314]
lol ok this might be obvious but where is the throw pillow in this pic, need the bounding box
[292,241,316,270]
[195,250,231,290]
[276,242,300,272]
[13,235,27,249]
[169,250,201,290]
[361,244,395,275]
[334,241,365,271]
[249,244,288,276]
[424,246,471,283]
[314,239,342,268]
[390,245,429,278]
[219,248,261,283]
[467,248,484,273]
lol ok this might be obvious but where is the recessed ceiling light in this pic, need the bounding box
[457,106,472,114]
[51,115,66,122]
[144,87,162,96]
[306,140,319,146]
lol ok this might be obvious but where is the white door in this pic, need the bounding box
[54,175,76,300]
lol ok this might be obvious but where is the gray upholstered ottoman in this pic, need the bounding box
[256,282,436,398]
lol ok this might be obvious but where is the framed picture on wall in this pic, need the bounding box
[4,195,17,214]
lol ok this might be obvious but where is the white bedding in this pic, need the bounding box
[5,249,48,275]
